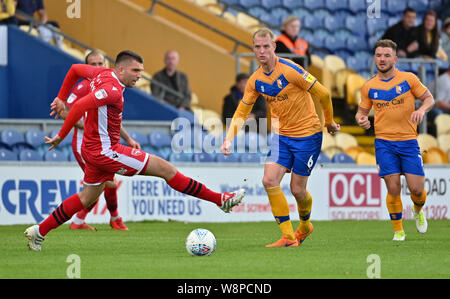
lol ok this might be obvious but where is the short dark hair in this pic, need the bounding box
[403,7,416,15]
[235,73,249,83]
[115,50,143,65]
[375,39,398,53]
[85,50,104,64]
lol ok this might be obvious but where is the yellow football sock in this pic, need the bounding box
[265,186,295,240]
[411,189,427,213]
[386,194,403,232]
[297,190,312,234]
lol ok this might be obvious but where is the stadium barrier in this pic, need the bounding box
[0,163,448,225]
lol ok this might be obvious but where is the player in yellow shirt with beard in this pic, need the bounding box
[221,28,340,247]
[356,39,435,241]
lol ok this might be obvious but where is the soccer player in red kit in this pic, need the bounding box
[24,50,245,251]
[56,51,139,231]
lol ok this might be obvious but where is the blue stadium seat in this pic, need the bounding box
[260,13,282,27]
[239,153,261,163]
[192,152,215,163]
[44,150,68,162]
[304,0,324,10]
[19,149,43,162]
[261,0,282,9]
[238,0,261,9]
[311,29,330,48]
[49,130,73,147]
[324,15,345,31]
[148,130,172,148]
[282,0,303,9]
[387,0,407,15]
[25,129,46,149]
[248,6,267,19]
[348,0,367,13]
[326,35,347,52]
[216,153,240,163]
[366,17,388,35]
[346,35,369,52]
[317,152,331,164]
[345,15,367,37]
[169,152,193,163]
[0,148,18,161]
[1,128,25,149]
[332,152,355,164]
[325,0,348,11]
[292,7,309,19]
[129,131,149,146]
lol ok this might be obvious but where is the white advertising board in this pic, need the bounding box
[0,163,448,225]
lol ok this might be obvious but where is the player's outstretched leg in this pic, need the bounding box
[411,189,427,234]
[25,184,105,251]
[142,155,245,213]
[103,179,128,231]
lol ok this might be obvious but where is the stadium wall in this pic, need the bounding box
[1,163,448,225]
[44,0,249,115]
[3,25,183,121]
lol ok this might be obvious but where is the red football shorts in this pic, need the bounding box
[81,143,149,185]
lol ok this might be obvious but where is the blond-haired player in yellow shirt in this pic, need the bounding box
[356,39,435,241]
[221,28,340,247]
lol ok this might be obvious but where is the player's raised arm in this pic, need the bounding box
[57,64,105,101]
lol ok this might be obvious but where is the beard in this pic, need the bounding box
[376,63,394,74]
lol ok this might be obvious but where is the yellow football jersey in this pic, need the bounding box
[242,57,322,137]
[360,69,428,141]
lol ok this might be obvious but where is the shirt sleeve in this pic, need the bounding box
[57,65,107,101]
[66,80,90,109]
[241,76,260,105]
[409,73,429,100]
[359,83,373,110]
[91,85,122,108]
[289,65,317,92]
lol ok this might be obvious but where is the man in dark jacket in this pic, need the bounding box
[382,8,417,57]
[222,73,267,132]
[152,50,192,111]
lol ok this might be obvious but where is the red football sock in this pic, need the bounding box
[39,193,84,236]
[104,187,119,218]
[167,172,222,206]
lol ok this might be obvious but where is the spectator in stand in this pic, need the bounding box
[151,50,192,112]
[0,0,17,25]
[222,73,267,132]
[382,8,417,58]
[407,10,440,59]
[15,0,63,49]
[429,68,450,122]
[440,17,450,61]
[275,15,311,69]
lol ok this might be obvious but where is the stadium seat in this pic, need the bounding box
[238,0,261,9]
[19,149,43,162]
[332,152,355,164]
[438,134,450,154]
[323,15,345,33]
[261,0,282,9]
[345,15,367,37]
[129,131,149,146]
[434,114,450,136]
[346,73,366,106]
[325,0,348,11]
[216,153,240,163]
[344,145,366,161]
[366,17,388,35]
[418,134,438,153]
[334,68,356,99]
[44,150,68,162]
[25,129,46,149]
[346,35,369,52]
[303,14,322,31]
[348,0,367,13]
[282,0,303,9]
[325,35,347,52]
[292,7,309,19]
[355,152,377,165]
[49,130,73,147]
[236,12,260,31]
[168,152,194,163]
[0,148,18,161]
[148,130,172,148]
[248,6,267,19]
[422,147,448,164]
[304,0,324,10]
[317,152,332,164]
[321,132,336,150]
[324,55,346,73]
[239,153,261,163]
[1,128,25,149]
[335,132,358,151]
[192,152,215,162]
[387,0,407,15]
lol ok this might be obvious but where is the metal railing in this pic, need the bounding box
[370,58,441,134]
[14,10,185,105]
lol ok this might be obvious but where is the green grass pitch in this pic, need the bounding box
[1,220,449,279]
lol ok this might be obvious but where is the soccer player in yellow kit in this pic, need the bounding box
[221,28,340,247]
[356,40,435,241]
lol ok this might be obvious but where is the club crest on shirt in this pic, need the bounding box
[95,89,108,100]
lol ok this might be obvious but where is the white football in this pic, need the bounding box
[185,228,216,256]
